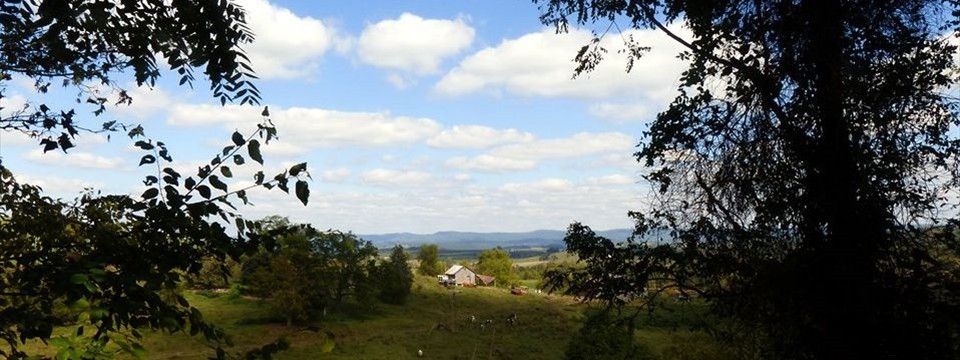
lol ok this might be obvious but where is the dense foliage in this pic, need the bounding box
[476,248,519,287]
[537,0,960,358]
[415,244,444,276]
[241,219,403,323]
[377,245,413,305]
[0,0,310,358]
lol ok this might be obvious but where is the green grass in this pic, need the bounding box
[26,276,731,359]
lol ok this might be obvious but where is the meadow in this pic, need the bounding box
[28,276,731,359]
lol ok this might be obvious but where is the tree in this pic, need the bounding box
[0,1,310,358]
[377,245,414,305]
[476,248,518,287]
[536,0,960,358]
[416,244,444,276]
[246,224,321,326]
[317,231,379,308]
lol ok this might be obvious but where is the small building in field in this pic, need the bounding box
[439,265,476,286]
[476,274,496,287]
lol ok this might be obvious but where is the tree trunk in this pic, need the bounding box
[802,1,887,357]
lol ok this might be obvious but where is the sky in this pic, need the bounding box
[0,0,690,234]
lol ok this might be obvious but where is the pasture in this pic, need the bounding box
[27,276,729,359]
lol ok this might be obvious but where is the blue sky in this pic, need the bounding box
[0,0,690,234]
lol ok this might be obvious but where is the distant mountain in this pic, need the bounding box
[361,229,634,250]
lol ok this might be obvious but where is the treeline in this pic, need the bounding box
[190,217,412,326]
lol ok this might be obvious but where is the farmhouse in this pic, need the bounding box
[439,265,476,286]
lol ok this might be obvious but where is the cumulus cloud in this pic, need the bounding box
[435,25,688,111]
[586,174,635,186]
[25,149,124,170]
[426,125,534,149]
[446,132,633,172]
[167,104,442,152]
[445,155,537,172]
[588,102,655,123]
[321,168,352,182]
[358,13,475,75]
[236,0,347,79]
[361,169,433,187]
[237,174,646,233]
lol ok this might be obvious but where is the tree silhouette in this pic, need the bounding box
[537,1,960,358]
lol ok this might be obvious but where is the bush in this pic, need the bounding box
[565,311,653,360]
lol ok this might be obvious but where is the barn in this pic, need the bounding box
[439,265,476,286]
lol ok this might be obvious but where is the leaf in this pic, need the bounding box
[231,131,244,146]
[184,177,196,190]
[69,298,90,312]
[233,155,245,165]
[209,175,228,193]
[142,188,159,199]
[197,185,211,199]
[220,166,232,178]
[289,162,307,177]
[222,145,235,156]
[261,106,270,117]
[69,274,88,284]
[134,140,154,150]
[139,154,156,166]
[254,171,265,185]
[248,140,263,164]
[295,180,309,205]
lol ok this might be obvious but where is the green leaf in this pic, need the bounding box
[69,298,89,312]
[142,188,159,199]
[209,175,228,193]
[184,177,196,190]
[289,162,307,177]
[220,166,233,178]
[70,274,88,284]
[233,155,245,165]
[248,140,263,164]
[232,131,245,146]
[254,171,265,185]
[197,185,211,199]
[134,140,153,150]
[139,154,156,166]
[295,180,309,206]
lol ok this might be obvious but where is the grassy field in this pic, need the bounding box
[27,276,731,359]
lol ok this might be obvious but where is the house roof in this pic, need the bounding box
[477,275,496,285]
[445,265,464,275]
[444,265,474,276]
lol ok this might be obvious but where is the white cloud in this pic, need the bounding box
[426,125,534,149]
[236,0,346,79]
[25,149,124,170]
[237,174,646,233]
[446,132,633,172]
[358,13,475,75]
[167,104,442,151]
[586,174,634,186]
[588,102,654,123]
[14,173,104,197]
[435,25,687,103]
[321,168,351,182]
[360,169,433,187]
[446,155,537,172]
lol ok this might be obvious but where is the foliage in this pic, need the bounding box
[0,0,260,156]
[536,0,960,358]
[415,244,444,276]
[243,220,381,322]
[0,1,311,358]
[476,248,518,287]
[377,245,413,305]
